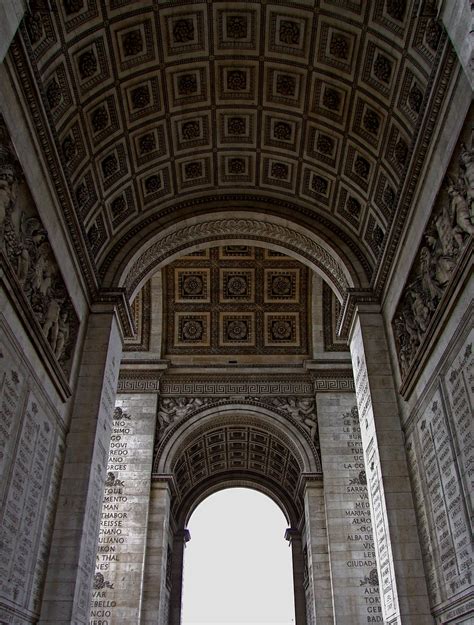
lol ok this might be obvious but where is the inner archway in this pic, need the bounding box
[181,487,296,625]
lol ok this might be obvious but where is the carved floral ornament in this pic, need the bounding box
[393,140,473,382]
[120,217,353,302]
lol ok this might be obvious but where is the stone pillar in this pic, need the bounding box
[317,393,381,624]
[90,393,158,625]
[140,479,173,625]
[285,529,307,625]
[39,310,123,625]
[169,529,190,625]
[303,477,334,625]
[348,305,432,625]
[0,0,26,62]
[437,0,474,90]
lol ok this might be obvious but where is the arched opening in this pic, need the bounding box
[151,408,319,625]
[181,487,296,625]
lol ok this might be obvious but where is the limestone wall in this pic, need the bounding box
[0,101,88,624]
[403,307,473,624]
[90,394,157,625]
[381,93,473,623]
[0,313,65,624]
[317,393,382,625]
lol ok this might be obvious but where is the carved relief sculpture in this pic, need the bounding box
[0,116,78,375]
[392,137,473,381]
[157,397,205,436]
[156,394,319,446]
[269,397,318,441]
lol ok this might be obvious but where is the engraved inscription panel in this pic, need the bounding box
[318,398,382,624]
[90,395,156,625]
[353,348,399,623]
[406,359,473,614]
[443,333,473,521]
[0,327,64,622]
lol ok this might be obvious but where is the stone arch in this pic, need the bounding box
[155,404,320,525]
[181,478,294,529]
[106,212,368,303]
[155,403,320,475]
[152,405,321,625]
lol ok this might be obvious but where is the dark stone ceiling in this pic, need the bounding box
[11,0,452,295]
[162,245,311,359]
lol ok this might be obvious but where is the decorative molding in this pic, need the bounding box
[7,37,99,296]
[372,38,458,297]
[92,288,135,339]
[159,375,314,396]
[117,370,162,392]
[123,280,151,351]
[123,218,350,300]
[101,195,372,286]
[313,375,354,392]
[117,370,354,394]
[322,281,349,352]
[336,288,380,339]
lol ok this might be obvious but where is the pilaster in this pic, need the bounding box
[285,528,308,625]
[169,529,191,625]
[302,476,334,625]
[348,303,433,625]
[39,310,123,625]
[140,479,173,625]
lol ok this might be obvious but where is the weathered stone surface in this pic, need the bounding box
[90,394,157,625]
[318,394,382,625]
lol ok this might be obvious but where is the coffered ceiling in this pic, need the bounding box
[170,422,304,520]
[11,0,452,292]
[163,245,310,362]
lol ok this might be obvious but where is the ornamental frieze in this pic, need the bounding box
[392,133,473,383]
[0,116,79,377]
[155,395,319,450]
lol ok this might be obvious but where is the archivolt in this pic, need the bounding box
[154,404,320,475]
[154,406,321,527]
[111,213,362,302]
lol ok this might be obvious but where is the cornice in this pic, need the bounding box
[7,32,99,298]
[372,35,457,299]
[336,288,380,340]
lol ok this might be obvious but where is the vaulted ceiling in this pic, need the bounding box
[10,0,454,295]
